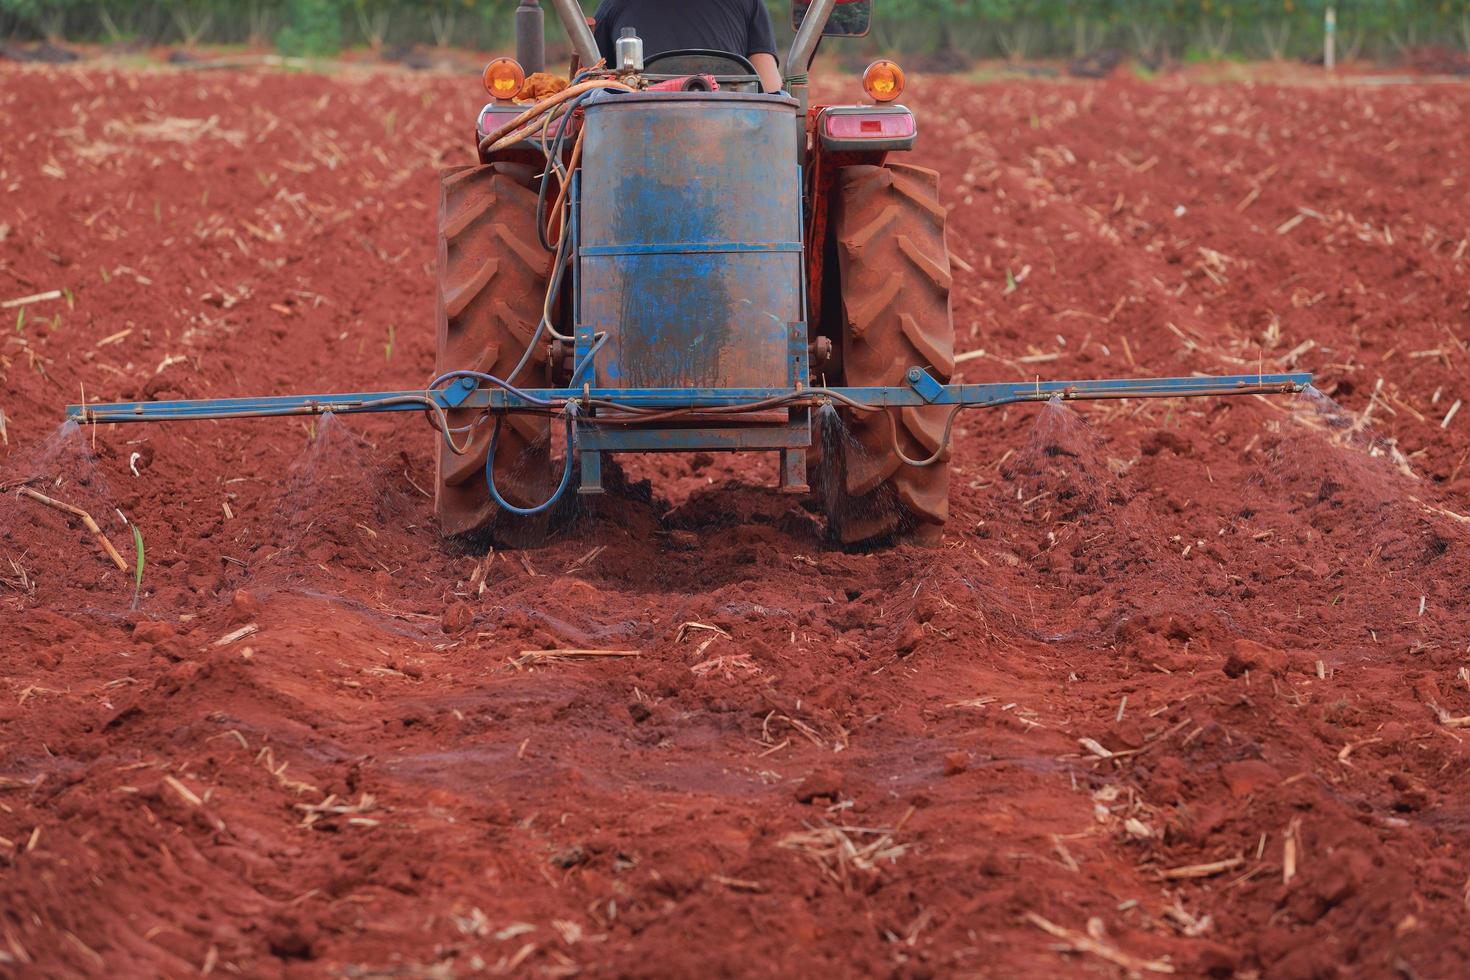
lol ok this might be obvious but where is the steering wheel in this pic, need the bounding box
[643,49,763,93]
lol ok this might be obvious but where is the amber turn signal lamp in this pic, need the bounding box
[484,58,526,101]
[862,60,905,103]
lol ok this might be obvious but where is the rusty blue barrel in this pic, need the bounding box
[578,92,802,390]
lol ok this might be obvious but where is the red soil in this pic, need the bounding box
[2,64,1469,977]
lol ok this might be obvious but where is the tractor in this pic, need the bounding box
[451,0,953,545]
[68,0,1309,547]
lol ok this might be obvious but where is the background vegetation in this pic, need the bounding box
[873,1,1470,64]
[0,0,1466,65]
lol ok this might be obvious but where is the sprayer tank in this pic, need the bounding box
[577,92,803,391]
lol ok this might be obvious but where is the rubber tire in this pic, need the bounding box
[435,163,553,539]
[825,162,955,546]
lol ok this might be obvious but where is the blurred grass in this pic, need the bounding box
[0,1,1464,68]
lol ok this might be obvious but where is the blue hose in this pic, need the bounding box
[569,332,607,387]
[485,406,578,516]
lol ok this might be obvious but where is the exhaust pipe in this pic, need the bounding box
[515,0,545,74]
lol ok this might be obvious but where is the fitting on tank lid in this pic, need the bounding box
[616,27,644,72]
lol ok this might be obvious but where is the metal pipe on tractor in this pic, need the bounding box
[515,0,544,76]
[546,0,600,69]
[789,0,840,71]
[65,1,1312,547]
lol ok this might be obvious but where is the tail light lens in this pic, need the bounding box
[483,58,526,101]
[479,104,577,143]
[823,111,916,141]
[862,60,905,103]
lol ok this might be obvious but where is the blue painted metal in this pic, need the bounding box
[787,320,809,388]
[578,422,810,452]
[906,366,945,403]
[779,320,812,493]
[571,172,590,384]
[67,391,455,421]
[579,242,804,256]
[578,91,804,392]
[578,445,604,495]
[65,370,1312,514]
[443,377,477,408]
[779,444,809,493]
[66,372,1313,424]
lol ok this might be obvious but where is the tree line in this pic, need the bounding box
[882,1,1470,63]
[1,1,1466,63]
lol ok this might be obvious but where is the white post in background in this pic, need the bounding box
[1324,5,1337,71]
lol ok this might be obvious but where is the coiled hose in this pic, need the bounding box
[485,404,579,516]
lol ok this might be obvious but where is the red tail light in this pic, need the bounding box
[478,104,577,143]
[822,111,916,141]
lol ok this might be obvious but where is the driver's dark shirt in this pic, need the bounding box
[592,0,778,65]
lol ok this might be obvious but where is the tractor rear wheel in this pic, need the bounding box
[824,162,955,545]
[435,163,553,539]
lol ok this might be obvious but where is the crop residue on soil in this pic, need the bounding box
[2,64,1470,977]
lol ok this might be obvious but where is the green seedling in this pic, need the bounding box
[131,524,145,610]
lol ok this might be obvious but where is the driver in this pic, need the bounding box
[591,0,783,94]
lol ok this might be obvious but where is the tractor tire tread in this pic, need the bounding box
[826,162,955,545]
[435,163,553,538]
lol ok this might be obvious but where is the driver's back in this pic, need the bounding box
[592,0,777,65]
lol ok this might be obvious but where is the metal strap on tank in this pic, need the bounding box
[579,242,804,256]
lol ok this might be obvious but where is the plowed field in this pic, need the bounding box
[2,63,1469,977]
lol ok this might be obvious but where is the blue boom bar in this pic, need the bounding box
[65,369,1310,511]
[66,372,1312,424]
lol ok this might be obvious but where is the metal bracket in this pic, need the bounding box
[443,377,478,408]
[906,366,944,403]
[789,320,809,388]
[579,448,604,495]
[780,447,808,494]
[573,322,597,386]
